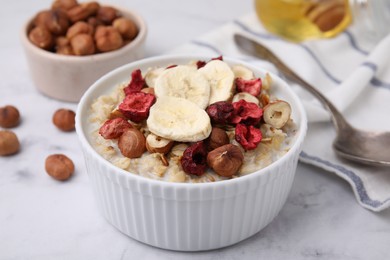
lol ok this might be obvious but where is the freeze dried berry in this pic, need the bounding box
[123,69,145,95]
[119,91,156,123]
[235,124,262,150]
[196,60,206,69]
[99,117,132,139]
[236,78,262,97]
[211,55,223,61]
[230,99,263,125]
[180,141,208,176]
[166,64,177,69]
[206,101,234,125]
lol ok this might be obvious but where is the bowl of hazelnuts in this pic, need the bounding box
[20,0,147,102]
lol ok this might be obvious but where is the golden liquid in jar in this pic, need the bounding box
[255,0,352,42]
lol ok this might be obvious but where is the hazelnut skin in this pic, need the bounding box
[70,34,95,55]
[207,127,230,151]
[29,26,54,50]
[0,130,20,156]
[94,26,123,52]
[113,17,138,40]
[66,21,94,39]
[207,144,244,177]
[45,154,74,181]
[96,6,118,25]
[52,109,75,131]
[0,105,20,128]
[118,128,146,158]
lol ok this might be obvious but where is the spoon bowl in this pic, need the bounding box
[234,34,390,167]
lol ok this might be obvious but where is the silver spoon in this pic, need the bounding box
[234,34,390,167]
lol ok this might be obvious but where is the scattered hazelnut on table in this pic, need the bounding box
[52,108,76,131]
[0,105,20,128]
[94,26,123,52]
[45,154,74,181]
[118,128,146,158]
[0,130,20,156]
[207,144,244,177]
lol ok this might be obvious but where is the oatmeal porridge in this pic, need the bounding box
[88,57,297,183]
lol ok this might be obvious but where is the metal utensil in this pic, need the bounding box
[234,34,390,166]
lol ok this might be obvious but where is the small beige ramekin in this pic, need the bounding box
[76,55,307,251]
[20,6,147,102]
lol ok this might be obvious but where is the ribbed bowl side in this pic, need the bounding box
[81,143,300,251]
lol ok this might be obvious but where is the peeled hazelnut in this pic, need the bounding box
[66,21,94,39]
[146,133,174,154]
[29,26,54,50]
[96,6,118,24]
[52,108,75,131]
[207,127,229,151]
[45,154,74,181]
[207,144,244,177]
[0,130,20,156]
[118,128,146,158]
[232,92,260,106]
[52,0,78,11]
[0,105,20,128]
[34,9,69,35]
[94,26,123,52]
[263,101,291,129]
[113,17,138,40]
[67,1,100,23]
[141,87,155,95]
[70,34,95,55]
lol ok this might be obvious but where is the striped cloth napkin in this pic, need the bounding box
[169,13,390,212]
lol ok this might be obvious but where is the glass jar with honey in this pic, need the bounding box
[255,0,390,43]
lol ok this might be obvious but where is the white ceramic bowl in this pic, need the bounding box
[20,6,147,102]
[76,55,307,251]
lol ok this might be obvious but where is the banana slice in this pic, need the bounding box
[154,65,210,109]
[232,64,254,80]
[198,60,235,104]
[147,96,212,142]
[144,67,165,88]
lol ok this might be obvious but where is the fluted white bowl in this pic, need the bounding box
[76,55,307,251]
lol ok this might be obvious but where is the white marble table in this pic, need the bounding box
[1,0,389,259]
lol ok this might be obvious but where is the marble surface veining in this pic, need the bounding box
[1,0,390,259]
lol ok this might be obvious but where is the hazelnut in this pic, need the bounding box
[34,9,69,35]
[56,45,74,55]
[108,109,125,120]
[66,21,94,39]
[207,144,244,177]
[45,154,74,181]
[96,6,118,25]
[29,26,54,50]
[232,92,260,106]
[52,108,75,131]
[113,17,138,40]
[0,130,20,156]
[70,34,95,55]
[94,26,123,52]
[146,133,174,154]
[87,16,103,28]
[67,1,100,23]
[263,101,291,129]
[207,127,229,151]
[141,87,155,95]
[52,0,78,11]
[118,128,146,158]
[0,105,20,128]
[55,36,70,47]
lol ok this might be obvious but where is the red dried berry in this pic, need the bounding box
[180,141,208,176]
[124,69,145,95]
[99,117,132,139]
[230,99,263,125]
[206,101,234,125]
[235,124,262,150]
[211,55,223,61]
[166,64,177,69]
[196,60,206,69]
[119,91,156,123]
[236,77,262,97]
